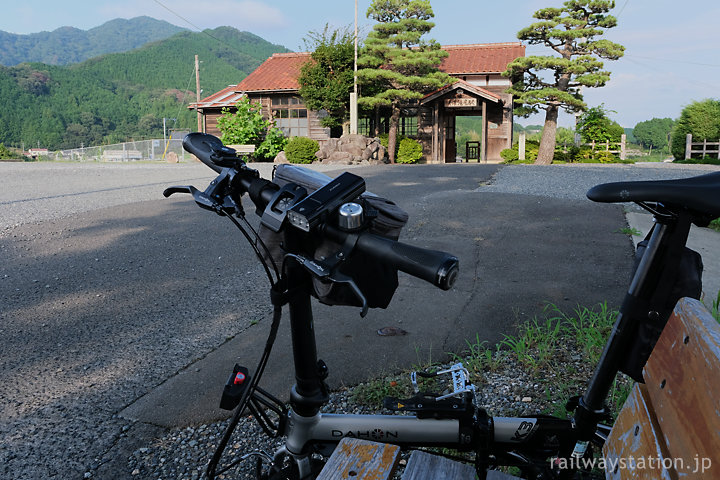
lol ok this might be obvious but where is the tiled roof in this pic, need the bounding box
[439,43,525,74]
[189,84,244,109]
[192,43,524,107]
[236,52,310,92]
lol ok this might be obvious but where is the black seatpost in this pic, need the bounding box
[283,232,329,418]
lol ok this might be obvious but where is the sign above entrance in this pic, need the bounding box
[444,97,478,108]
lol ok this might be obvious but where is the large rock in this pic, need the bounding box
[318,134,388,165]
[274,151,289,164]
[325,151,355,164]
[341,134,369,148]
[339,143,365,157]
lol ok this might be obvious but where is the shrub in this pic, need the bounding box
[0,143,23,160]
[503,140,632,164]
[675,156,720,166]
[396,137,422,164]
[256,125,288,162]
[217,97,288,162]
[553,145,580,163]
[670,99,720,160]
[284,137,319,164]
[500,147,519,163]
[500,140,539,163]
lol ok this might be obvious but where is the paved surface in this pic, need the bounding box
[1,161,717,479]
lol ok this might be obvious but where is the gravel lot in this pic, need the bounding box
[478,162,720,200]
[1,160,717,480]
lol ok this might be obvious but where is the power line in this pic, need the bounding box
[615,0,630,19]
[152,0,206,33]
[625,54,720,68]
[623,56,718,92]
[151,0,250,54]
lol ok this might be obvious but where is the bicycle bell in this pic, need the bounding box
[338,202,364,231]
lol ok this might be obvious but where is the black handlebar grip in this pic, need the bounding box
[182,132,223,173]
[354,233,459,290]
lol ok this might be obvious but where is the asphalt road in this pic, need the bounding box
[1,161,635,479]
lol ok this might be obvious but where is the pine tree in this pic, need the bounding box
[358,0,451,163]
[505,0,624,164]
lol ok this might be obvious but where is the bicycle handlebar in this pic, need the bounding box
[182,132,228,174]
[325,226,458,290]
[181,133,459,291]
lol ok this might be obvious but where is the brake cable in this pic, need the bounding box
[222,207,280,285]
[206,207,284,478]
[206,302,283,478]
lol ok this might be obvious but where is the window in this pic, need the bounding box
[399,116,418,137]
[271,96,308,137]
[358,118,372,136]
[358,115,418,137]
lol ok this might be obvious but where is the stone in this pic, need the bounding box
[341,134,369,148]
[377,145,387,161]
[361,146,373,161]
[273,151,289,164]
[339,143,365,157]
[324,138,340,151]
[315,150,327,161]
[325,151,354,164]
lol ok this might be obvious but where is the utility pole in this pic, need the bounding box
[195,55,202,133]
[349,0,359,134]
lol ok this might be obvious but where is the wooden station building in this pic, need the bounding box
[190,42,525,163]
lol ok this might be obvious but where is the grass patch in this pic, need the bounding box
[709,218,720,233]
[461,302,632,419]
[674,157,720,166]
[616,227,642,236]
[712,291,720,323]
[352,302,636,420]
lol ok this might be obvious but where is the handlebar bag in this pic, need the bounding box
[259,164,409,309]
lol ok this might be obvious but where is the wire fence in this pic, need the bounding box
[51,133,192,163]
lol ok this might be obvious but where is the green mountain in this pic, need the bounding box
[0,27,289,150]
[0,17,188,66]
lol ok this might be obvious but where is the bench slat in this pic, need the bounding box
[401,450,475,480]
[603,384,676,479]
[642,297,720,469]
[316,437,400,480]
[226,144,256,154]
[604,297,720,479]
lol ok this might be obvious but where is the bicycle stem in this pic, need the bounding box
[283,230,330,419]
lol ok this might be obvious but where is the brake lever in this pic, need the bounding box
[329,271,369,318]
[163,185,224,214]
[286,254,369,318]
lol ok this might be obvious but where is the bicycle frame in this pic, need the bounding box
[168,134,717,479]
[270,207,693,479]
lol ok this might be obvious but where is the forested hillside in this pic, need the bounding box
[0,27,289,150]
[0,17,187,66]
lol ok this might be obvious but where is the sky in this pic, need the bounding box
[2,0,719,129]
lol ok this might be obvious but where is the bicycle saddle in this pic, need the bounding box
[587,171,720,218]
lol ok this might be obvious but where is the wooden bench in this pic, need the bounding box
[226,144,256,156]
[603,297,720,479]
[317,437,517,479]
[315,438,400,480]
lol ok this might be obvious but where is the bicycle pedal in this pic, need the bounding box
[383,394,469,419]
[220,364,251,410]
